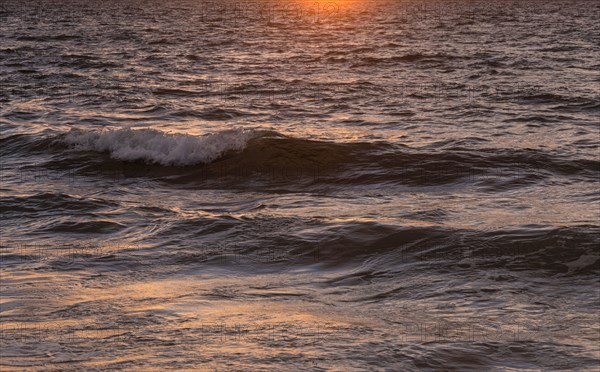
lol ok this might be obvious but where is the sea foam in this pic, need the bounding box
[63,128,256,166]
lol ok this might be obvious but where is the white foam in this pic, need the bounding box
[63,128,256,166]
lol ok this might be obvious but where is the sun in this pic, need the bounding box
[290,0,362,18]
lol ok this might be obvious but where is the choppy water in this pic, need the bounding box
[1,0,599,370]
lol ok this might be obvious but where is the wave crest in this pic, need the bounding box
[63,128,256,166]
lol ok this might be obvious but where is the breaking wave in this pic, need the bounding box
[62,128,257,166]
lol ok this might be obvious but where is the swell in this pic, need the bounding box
[2,129,598,187]
[5,217,597,277]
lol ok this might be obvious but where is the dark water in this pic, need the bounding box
[1,0,599,370]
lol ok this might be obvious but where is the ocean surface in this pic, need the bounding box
[1,0,599,370]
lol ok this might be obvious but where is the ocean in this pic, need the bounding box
[1,0,599,370]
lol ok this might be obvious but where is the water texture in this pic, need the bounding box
[1,0,599,370]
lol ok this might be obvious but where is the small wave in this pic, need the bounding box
[62,128,257,166]
[43,219,127,234]
[0,192,116,214]
[351,53,461,67]
[16,34,80,42]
